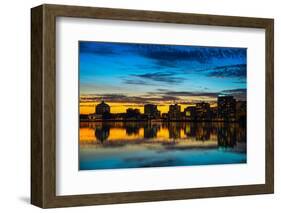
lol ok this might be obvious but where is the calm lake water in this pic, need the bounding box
[79,121,246,170]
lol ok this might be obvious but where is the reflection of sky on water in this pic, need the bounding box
[79,122,246,170]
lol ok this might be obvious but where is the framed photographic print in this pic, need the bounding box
[31,4,274,208]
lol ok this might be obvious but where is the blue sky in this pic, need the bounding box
[79,41,246,104]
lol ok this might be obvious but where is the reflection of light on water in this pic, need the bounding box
[156,128,168,139]
[79,121,245,146]
[108,128,144,140]
[79,121,247,170]
[80,122,246,144]
[79,128,95,142]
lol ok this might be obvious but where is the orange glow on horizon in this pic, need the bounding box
[80,101,217,115]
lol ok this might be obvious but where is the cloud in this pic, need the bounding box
[80,41,246,67]
[207,64,246,79]
[221,88,247,93]
[151,88,247,101]
[138,45,246,65]
[141,47,206,63]
[80,93,181,104]
[221,88,247,100]
[132,71,185,84]
[160,96,181,101]
[150,89,219,98]
[122,79,155,86]
[81,86,247,104]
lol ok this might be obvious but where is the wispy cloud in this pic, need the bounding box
[80,41,246,66]
[79,41,247,101]
[150,90,219,98]
[138,45,246,65]
[221,88,247,93]
[81,86,247,104]
[132,71,185,84]
[221,88,247,100]
[152,88,246,101]
[122,79,155,86]
[206,64,246,79]
[81,93,180,104]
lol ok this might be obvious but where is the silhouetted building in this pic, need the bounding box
[168,104,181,120]
[80,114,89,121]
[88,113,102,120]
[161,113,169,120]
[196,102,211,121]
[125,108,141,120]
[218,96,236,121]
[210,107,218,120]
[111,113,126,120]
[126,108,140,113]
[95,101,110,115]
[184,106,197,120]
[236,101,247,122]
[144,104,160,119]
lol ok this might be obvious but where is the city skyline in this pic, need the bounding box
[79,41,247,114]
[80,95,246,123]
[80,100,218,114]
[80,97,246,114]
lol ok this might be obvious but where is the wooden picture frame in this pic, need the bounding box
[31,4,274,208]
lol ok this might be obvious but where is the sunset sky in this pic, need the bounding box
[79,41,246,114]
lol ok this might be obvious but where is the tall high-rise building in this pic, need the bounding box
[236,101,247,122]
[196,102,211,120]
[168,104,181,120]
[144,104,160,119]
[210,107,218,120]
[184,106,197,120]
[217,95,236,121]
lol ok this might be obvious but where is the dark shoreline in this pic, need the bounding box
[80,119,245,123]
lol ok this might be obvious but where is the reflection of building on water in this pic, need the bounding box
[183,123,214,141]
[86,121,245,150]
[144,123,160,138]
[167,122,181,139]
[184,122,196,138]
[195,123,211,141]
[94,125,110,142]
[217,123,237,147]
[125,124,140,136]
